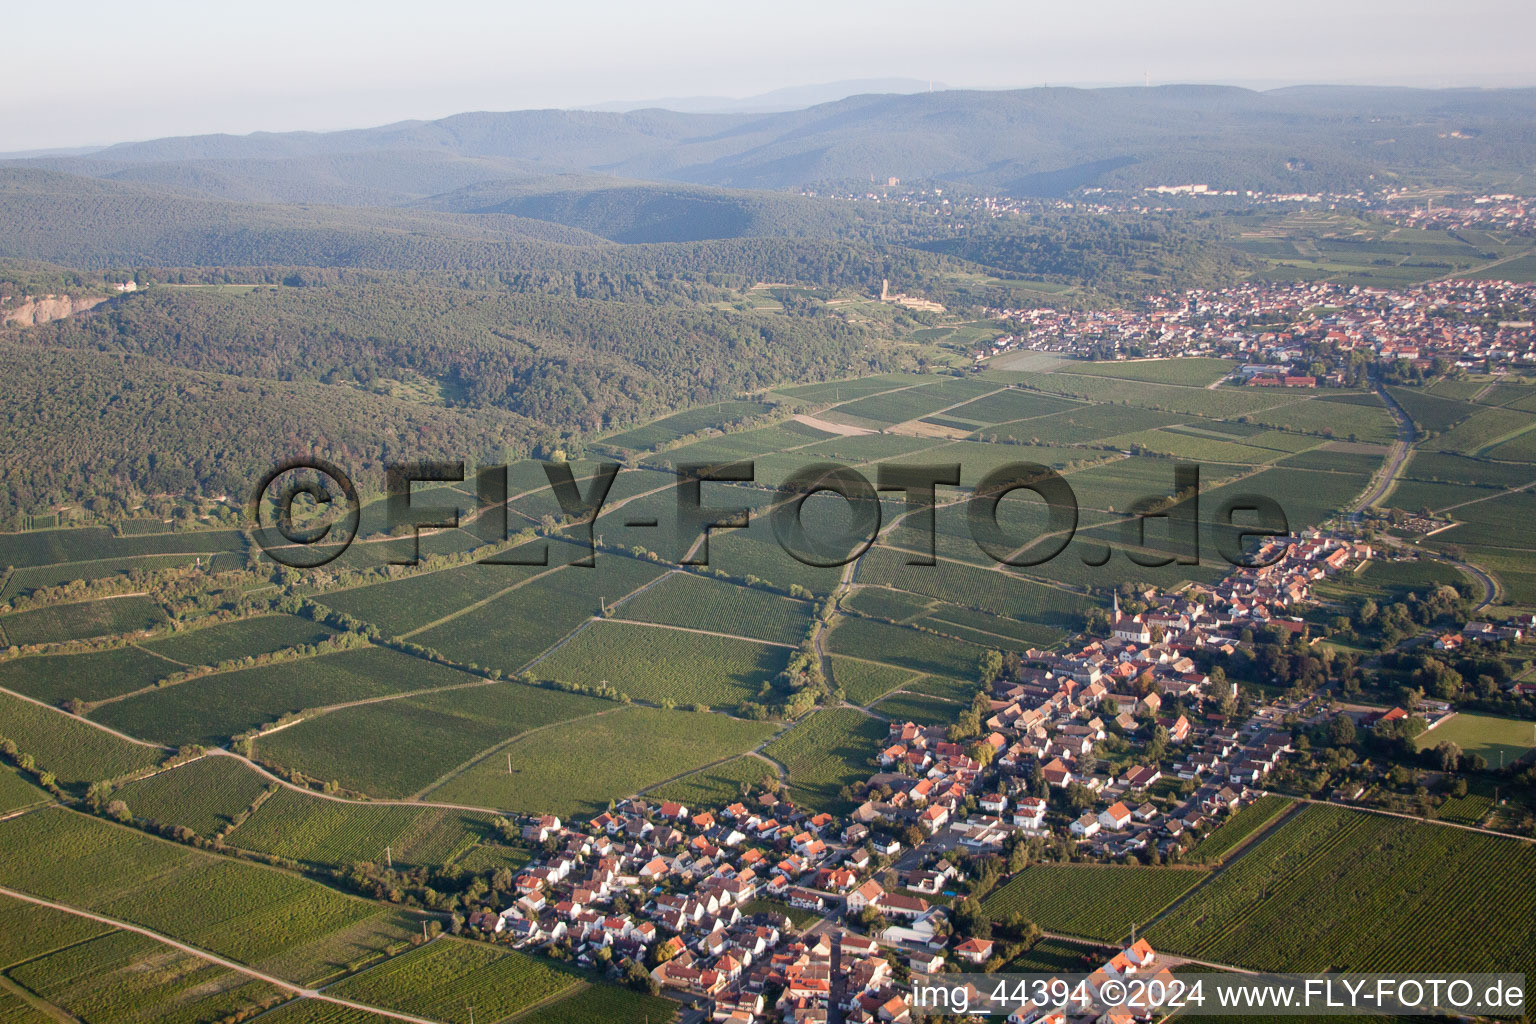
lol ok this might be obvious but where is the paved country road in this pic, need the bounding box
[1352,375,1415,513]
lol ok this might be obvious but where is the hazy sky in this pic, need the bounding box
[5,0,1534,152]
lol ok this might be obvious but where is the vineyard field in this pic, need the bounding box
[117,754,269,835]
[980,864,1208,942]
[427,707,777,817]
[762,707,886,814]
[325,937,579,1024]
[1146,804,1536,976]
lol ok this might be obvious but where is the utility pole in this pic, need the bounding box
[385,845,391,869]
[507,752,513,775]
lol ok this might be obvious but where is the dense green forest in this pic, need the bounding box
[15,283,877,428]
[0,341,545,516]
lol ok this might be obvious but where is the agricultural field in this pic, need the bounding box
[1435,789,1494,826]
[407,553,671,676]
[917,603,1064,648]
[239,1001,401,1024]
[637,420,831,468]
[1146,804,1536,976]
[612,571,813,645]
[141,614,340,666]
[871,689,964,727]
[0,690,165,788]
[1185,795,1294,864]
[1414,713,1536,767]
[89,645,477,748]
[702,525,848,596]
[510,982,677,1024]
[230,788,492,867]
[979,864,1208,942]
[0,766,47,814]
[1021,372,1301,420]
[819,378,998,428]
[531,619,792,708]
[1399,451,1534,489]
[1243,394,1395,444]
[7,930,284,1024]
[254,681,612,798]
[826,616,989,679]
[600,400,776,450]
[827,655,916,705]
[931,388,1083,428]
[761,707,887,814]
[1102,427,1286,464]
[1386,386,1478,434]
[116,754,270,835]
[646,754,778,808]
[0,594,166,647]
[857,547,1092,630]
[0,897,112,974]
[0,809,423,983]
[426,706,777,817]
[1430,404,1536,454]
[1057,357,1238,387]
[986,403,1185,444]
[0,644,174,705]
[325,937,579,1024]
[1002,937,1100,973]
[775,373,930,404]
[317,554,557,639]
[843,586,931,624]
[452,843,531,874]
[0,526,246,571]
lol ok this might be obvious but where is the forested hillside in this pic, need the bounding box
[15,281,877,428]
[19,85,1536,197]
[0,341,543,516]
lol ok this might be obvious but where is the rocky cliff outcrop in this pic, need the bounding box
[0,294,110,327]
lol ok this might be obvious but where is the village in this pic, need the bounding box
[457,532,1407,1024]
[979,278,1536,378]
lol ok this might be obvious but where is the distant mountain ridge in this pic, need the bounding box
[9,84,1536,203]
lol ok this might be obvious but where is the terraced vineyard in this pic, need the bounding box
[980,864,1208,942]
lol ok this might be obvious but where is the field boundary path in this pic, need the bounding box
[1294,795,1534,843]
